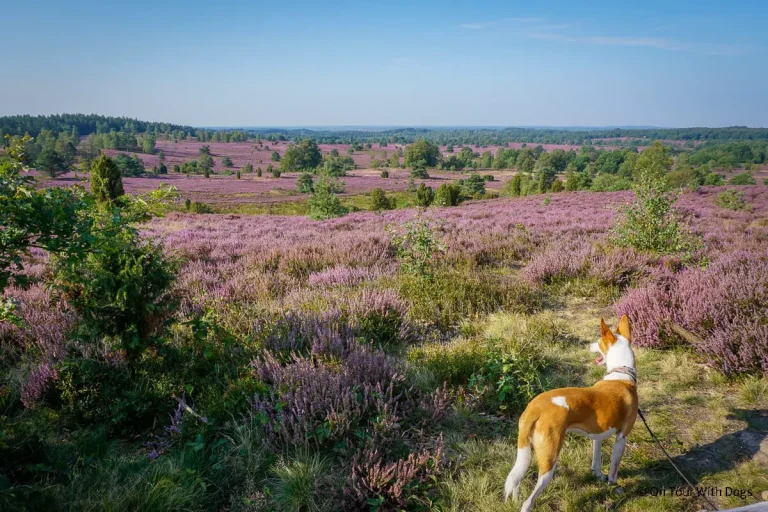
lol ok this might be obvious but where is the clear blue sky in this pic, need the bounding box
[2,0,766,127]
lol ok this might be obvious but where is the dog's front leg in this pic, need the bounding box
[608,433,627,484]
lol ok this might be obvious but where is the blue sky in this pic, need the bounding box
[2,0,766,127]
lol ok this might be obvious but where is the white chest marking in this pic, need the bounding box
[551,396,569,410]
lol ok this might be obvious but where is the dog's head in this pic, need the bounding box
[589,315,632,366]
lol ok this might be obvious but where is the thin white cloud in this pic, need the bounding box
[460,17,542,30]
[460,16,752,56]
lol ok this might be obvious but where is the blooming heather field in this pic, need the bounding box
[4,182,768,511]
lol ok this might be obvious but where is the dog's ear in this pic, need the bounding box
[600,318,617,344]
[617,314,631,342]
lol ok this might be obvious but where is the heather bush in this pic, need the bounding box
[346,440,444,511]
[347,288,411,347]
[616,252,768,376]
[715,189,751,210]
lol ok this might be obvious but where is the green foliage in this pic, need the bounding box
[387,216,445,279]
[243,162,254,173]
[320,154,355,177]
[434,183,463,206]
[256,167,263,177]
[542,196,551,206]
[280,139,321,172]
[407,338,488,386]
[140,133,156,154]
[703,172,724,185]
[380,170,389,178]
[198,153,214,174]
[715,189,752,211]
[189,201,213,214]
[268,454,331,512]
[268,164,281,178]
[468,346,548,413]
[236,170,241,179]
[369,188,393,211]
[308,176,348,220]
[52,208,176,357]
[222,157,233,168]
[113,153,145,177]
[404,140,441,168]
[550,179,564,193]
[730,171,756,185]
[459,173,486,197]
[410,167,430,179]
[297,172,315,193]
[271,151,281,162]
[415,183,435,207]
[90,154,124,203]
[590,173,632,192]
[611,142,701,257]
[502,174,523,197]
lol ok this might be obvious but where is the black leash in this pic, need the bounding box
[637,408,719,511]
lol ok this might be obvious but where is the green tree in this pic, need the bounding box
[222,156,233,168]
[435,183,463,206]
[730,172,756,185]
[404,140,441,168]
[281,139,322,172]
[415,183,435,207]
[35,144,67,177]
[243,162,254,173]
[271,151,281,162]
[389,153,400,168]
[308,176,348,220]
[198,153,214,174]
[370,188,393,211]
[503,174,523,197]
[90,154,124,203]
[140,133,156,154]
[297,172,315,193]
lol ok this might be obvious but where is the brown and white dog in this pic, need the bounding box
[504,315,638,512]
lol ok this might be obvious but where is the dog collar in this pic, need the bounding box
[607,366,637,383]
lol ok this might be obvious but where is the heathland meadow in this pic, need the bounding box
[1,121,768,512]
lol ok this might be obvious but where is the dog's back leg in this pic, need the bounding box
[504,412,537,501]
[520,425,565,512]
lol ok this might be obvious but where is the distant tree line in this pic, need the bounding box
[0,113,195,139]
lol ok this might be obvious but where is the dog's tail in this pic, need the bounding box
[504,409,537,501]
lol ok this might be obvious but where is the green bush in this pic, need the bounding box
[90,154,124,203]
[411,167,430,179]
[308,176,348,220]
[459,173,486,197]
[380,170,389,178]
[550,179,564,193]
[415,183,435,207]
[434,183,463,206]
[387,216,445,279]
[715,189,752,210]
[52,211,177,357]
[730,171,756,185]
[297,172,315,193]
[502,174,522,197]
[369,187,393,211]
[190,201,213,214]
[407,338,488,386]
[703,172,724,185]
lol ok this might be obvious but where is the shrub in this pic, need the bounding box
[483,174,494,182]
[415,183,435,207]
[550,179,564,193]
[468,345,549,413]
[370,188,393,211]
[380,170,389,178]
[90,154,124,203]
[387,216,445,279]
[52,211,176,357]
[348,289,411,347]
[189,201,213,214]
[502,174,522,197]
[256,167,263,177]
[459,173,486,197]
[411,167,430,179]
[236,170,241,179]
[703,172,724,185]
[222,157,233,168]
[715,189,752,210]
[730,171,756,185]
[407,338,488,386]
[346,442,444,510]
[243,162,254,173]
[434,183,463,206]
[297,172,315,193]
[268,164,281,178]
[308,176,348,220]
[611,144,701,257]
